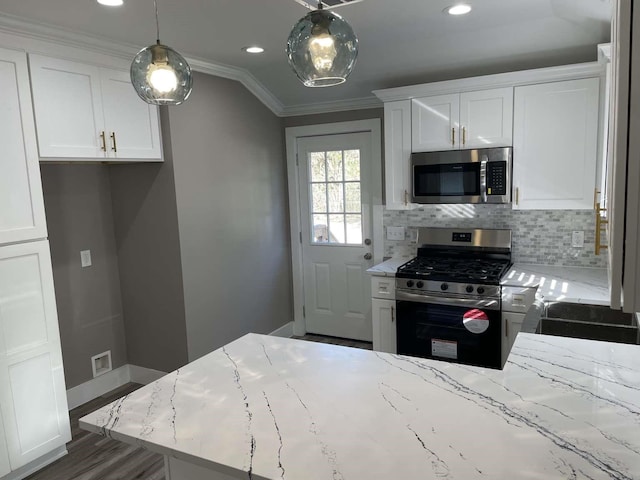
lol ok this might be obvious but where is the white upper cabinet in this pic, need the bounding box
[513,78,599,210]
[384,100,418,210]
[29,54,162,162]
[412,88,513,152]
[0,47,47,245]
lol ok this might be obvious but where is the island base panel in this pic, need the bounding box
[165,456,245,480]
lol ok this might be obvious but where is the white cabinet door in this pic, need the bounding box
[384,100,417,210]
[460,88,513,149]
[513,78,599,210]
[0,241,71,470]
[0,48,47,245]
[501,312,524,365]
[0,413,9,478]
[412,94,459,152]
[29,54,106,159]
[372,298,397,354]
[100,69,162,160]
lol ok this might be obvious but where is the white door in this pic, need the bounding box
[100,68,162,160]
[0,47,47,245]
[412,94,459,151]
[29,54,106,159]
[297,133,374,341]
[0,412,9,477]
[0,241,71,470]
[459,88,513,149]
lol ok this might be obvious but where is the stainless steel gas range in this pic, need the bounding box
[395,228,512,369]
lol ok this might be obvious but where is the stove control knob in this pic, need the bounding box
[466,285,474,293]
[440,283,449,291]
[406,280,414,288]
[477,287,485,294]
[416,281,424,288]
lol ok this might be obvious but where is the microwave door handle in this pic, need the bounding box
[480,156,488,202]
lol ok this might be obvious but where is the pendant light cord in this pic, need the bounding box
[154,0,160,45]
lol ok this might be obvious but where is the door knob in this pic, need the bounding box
[364,238,372,245]
[364,253,372,260]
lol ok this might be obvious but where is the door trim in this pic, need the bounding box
[285,119,383,336]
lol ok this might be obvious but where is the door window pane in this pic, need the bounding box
[344,150,360,181]
[308,148,362,245]
[346,215,363,244]
[312,184,327,213]
[310,152,326,182]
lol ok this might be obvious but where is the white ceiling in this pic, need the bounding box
[0,0,611,112]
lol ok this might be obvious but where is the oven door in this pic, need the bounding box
[396,293,502,369]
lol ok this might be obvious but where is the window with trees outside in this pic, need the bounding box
[308,149,362,245]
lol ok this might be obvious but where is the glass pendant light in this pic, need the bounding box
[130,0,193,105]
[286,3,358,87]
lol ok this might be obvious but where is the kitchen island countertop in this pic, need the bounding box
[80,333,639,480]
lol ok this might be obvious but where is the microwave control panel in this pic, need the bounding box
[486,161,507,196]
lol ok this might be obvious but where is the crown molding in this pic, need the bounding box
[279,95,382,116]
[0,12,388,118]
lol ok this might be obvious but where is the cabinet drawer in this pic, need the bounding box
[371,276,395,300]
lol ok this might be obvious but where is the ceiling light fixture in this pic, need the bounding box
[286,2,358,87]
[242,46,265,54]
[446,4,472,15]
[130,0,193,105]
[97,0,124,6]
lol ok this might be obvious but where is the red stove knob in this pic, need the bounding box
[406,280,414,288]
[477,287,485,294]
[416,281,424,288]
[440,283,449,291]
[466,285,474,293]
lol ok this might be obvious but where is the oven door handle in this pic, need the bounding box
[396,290,501,310]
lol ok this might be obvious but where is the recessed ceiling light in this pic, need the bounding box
[97,0,124,6]
[242,46,265,54]
[446,4,472,15]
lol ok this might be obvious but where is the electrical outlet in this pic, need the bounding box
[80,250,92,267]
[571,231,585,248]
[386,226,405,241]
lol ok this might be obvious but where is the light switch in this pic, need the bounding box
[387,226,405,241]
[80,250,92,267]
[571,231,584,248]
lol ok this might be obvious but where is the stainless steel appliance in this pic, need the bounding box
[395,228,512,369]
[411,147,512,204]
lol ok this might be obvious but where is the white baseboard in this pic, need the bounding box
[66,365,131,410]
[66,364,168,410]
[3,446,67,480]
[269,322,294,338]
[129,365,167,384]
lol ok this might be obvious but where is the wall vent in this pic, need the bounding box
[91,350,113,378]
[294,0,364,10]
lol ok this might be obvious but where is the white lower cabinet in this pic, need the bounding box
[0,241,70,473]
[501,312,524,365]
[372,298,397,354]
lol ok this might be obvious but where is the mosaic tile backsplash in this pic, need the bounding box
[383,205,607,268]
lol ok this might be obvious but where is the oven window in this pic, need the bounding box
[308,150,362,245]
[415,163,480,196]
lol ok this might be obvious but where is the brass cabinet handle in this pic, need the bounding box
[594,188,600,210]
[404,189,408,206]
[110,132,117,153]
[595,202,609,255]
[391,306,395,323]
[515,187,519,206]
[99,131,107,152]
[452,127,455,146]
[462,126,466,146]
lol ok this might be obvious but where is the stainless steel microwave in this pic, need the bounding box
[411,147,512,204]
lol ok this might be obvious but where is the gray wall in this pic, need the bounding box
[40,165,127,389]
[109,111,189,373]
[283,108,383,128]
[167,72,293,361]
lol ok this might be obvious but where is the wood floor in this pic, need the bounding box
[25,383,165,480]
[27,334,369,480]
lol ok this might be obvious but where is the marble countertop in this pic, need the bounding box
[502,264,609,305]
[81,333,639,480]
[366,256,410,276]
